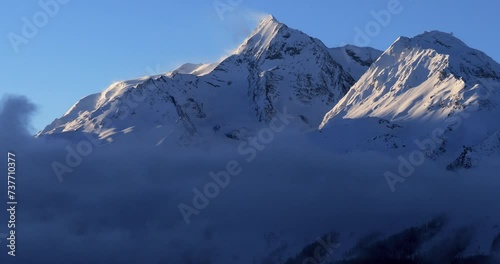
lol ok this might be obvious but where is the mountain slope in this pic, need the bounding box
[320,31,500,168]
[39,15,359,145]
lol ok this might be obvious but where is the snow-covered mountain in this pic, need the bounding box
[38,16,500,170]
[320,31,500,169]
[329,44,382,80]
[25,16,500,264]
[39,15,372,145]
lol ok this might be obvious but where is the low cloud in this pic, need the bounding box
[0,95,499,263]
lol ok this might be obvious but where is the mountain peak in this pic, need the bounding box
[381,30,500,82]
[234,15,286,57]
[390,30,468,55]
[416,30,456,39]
[321,30,500,130]
[258,14,280,26]
[233,14,332,62]
[411,30,467,50]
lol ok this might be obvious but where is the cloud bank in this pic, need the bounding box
[0,95,499,263]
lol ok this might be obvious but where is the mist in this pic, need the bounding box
[0,95,499,263]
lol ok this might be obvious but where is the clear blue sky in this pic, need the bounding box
[1,0,499,132]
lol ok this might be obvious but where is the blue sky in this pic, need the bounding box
[1,0,499,132]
